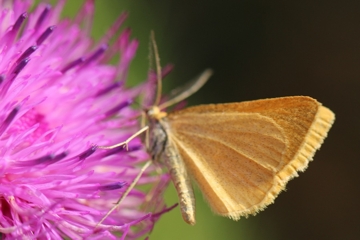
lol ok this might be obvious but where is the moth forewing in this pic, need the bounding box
[165,96,335,220]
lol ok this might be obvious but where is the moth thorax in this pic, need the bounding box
[148,121,168,163]
[147,106,167,120]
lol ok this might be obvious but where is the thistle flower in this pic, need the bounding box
[0,1,169,238]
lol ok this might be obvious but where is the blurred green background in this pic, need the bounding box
[57,0,359,239]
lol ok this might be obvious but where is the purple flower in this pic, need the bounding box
[0,1,169,238]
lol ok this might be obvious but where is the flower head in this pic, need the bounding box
[0,1,169,238]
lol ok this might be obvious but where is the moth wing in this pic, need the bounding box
[166,96,334,219]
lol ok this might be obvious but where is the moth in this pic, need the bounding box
[98,32,335,226]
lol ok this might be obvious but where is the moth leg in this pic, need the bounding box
[141,111,150,150]
[140,164,166,212]
[97,126,149,151]
[96,119,151,226]
[97,160,152,227]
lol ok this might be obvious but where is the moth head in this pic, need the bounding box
[147,106,167,120]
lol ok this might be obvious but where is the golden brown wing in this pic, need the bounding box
[166,96,335,220]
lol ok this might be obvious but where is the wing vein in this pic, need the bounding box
[177,130,284,171]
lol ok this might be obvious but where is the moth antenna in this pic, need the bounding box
[159,69,213,110]
[150,31,163,106]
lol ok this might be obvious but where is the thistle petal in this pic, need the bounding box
[0,1,170,238]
